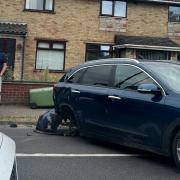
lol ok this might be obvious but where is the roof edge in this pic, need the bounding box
[132,0,180,5]
[113,44,180,51]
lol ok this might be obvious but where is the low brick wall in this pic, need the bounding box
[1,81,55,104]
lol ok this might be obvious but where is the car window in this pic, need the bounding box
[114,65,156,91]
[67,69,86,84]
[80,65,113,87]
[145,62,180,93]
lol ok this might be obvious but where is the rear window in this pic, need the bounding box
[79,65,113,87]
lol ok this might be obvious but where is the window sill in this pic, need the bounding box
[34,69,65,73]
[99,15,126,19]
[168,21,180,24]
[23,9,56,14]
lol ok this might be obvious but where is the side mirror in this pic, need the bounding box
[138,83,161,95]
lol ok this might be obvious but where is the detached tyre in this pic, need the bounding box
[172,131,180,169]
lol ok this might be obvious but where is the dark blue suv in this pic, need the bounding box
[53,58,180,169]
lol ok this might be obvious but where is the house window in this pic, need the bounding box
[36,41,66,71]
[136,49,170,60]
[25,0,54,12]
[85,43,113,61]
[100,0,127,17]
[169,6,180,22]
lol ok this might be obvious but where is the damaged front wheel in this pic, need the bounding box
[56,108,78,136]
[35,108,79,136]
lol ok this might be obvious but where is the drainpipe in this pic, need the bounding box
[21,35,25,80]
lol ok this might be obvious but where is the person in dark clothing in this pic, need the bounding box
[0,52,8,103]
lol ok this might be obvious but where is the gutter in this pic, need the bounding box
[21,35,26,80]
[113,44,180,51]
[133,0,180,5]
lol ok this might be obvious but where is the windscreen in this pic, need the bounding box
[145,62,180,93]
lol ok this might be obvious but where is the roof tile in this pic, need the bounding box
[0,21,27,35]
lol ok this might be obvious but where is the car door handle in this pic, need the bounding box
[71,89,80,94]
[108,95,122,100]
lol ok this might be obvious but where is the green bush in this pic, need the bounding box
[3,68,14,81]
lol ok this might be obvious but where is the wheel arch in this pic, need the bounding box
[162,118,180,156]
[58,103,76,119]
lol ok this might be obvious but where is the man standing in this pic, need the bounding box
[0,52,8,103]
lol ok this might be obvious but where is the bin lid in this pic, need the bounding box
[30,87,53,93]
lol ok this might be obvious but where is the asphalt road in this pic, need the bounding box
[0,127,180,180]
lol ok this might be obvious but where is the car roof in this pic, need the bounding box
[70,58,180,72]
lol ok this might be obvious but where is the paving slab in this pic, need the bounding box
[0,104,49,125]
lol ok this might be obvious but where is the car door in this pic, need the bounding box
[107,64,166,148]
[71,64,114,135]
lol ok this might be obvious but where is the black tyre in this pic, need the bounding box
[50,113,62,131]
[56,107,79,136]
[172,131,180,169]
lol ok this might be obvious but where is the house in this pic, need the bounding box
[0,0,180,81]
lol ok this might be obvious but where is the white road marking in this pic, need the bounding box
[16,153,143,157]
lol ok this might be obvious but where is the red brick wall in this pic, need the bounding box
[2,81,55,104]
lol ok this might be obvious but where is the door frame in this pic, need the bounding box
[0,38,16,71]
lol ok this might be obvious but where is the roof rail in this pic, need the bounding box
[83,58,140,65]
[118,58,139,63]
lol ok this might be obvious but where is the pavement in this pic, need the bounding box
[1,127,180,180]
[0,104,49,125]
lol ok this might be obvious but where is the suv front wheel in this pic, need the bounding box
[172,131,180,169]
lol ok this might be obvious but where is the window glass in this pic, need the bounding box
[86,44,100,50]
[67,69,86,84]
[53,43,64,49]
[25,0,53,11]
[169,6,180,22]
[36,50,64,70]
[136,49,169,60]
[38,42,49,48]
[36,41,65,71]
[26,0,44,10]
[45,0,53,10]
[80,65,113,87]
[101,0,127,17]
[86,44,113,61]
[101,45,110,51]
[114,65,155,91]
[114,1,126,17]
[146,63,180,93]
[102,1,113,15]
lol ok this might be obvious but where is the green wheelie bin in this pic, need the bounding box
[29,87,54,108]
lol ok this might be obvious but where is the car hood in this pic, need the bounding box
[0,132,16,180]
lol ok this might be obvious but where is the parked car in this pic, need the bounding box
[0,132,18,180]
[53,58,180,169]
[29,87,54,109]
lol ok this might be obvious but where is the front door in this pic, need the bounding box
[0,38,16,70]
[107,64,166,148]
